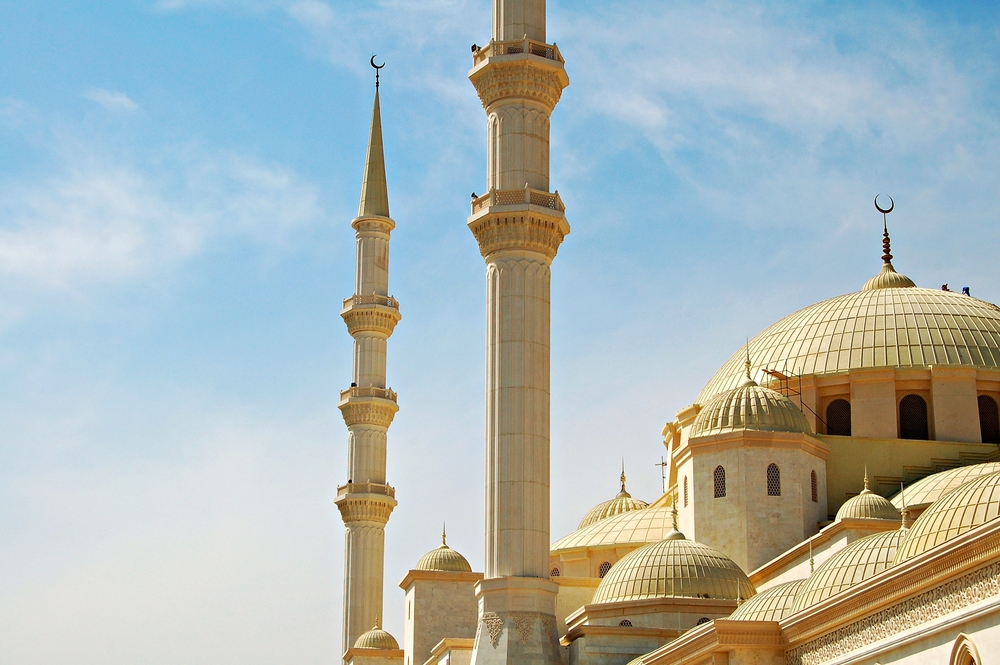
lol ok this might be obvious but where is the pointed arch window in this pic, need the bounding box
[978,395,1000,444]
[713,466,726,498]
[900,394,929,440]
[767,463,781,496]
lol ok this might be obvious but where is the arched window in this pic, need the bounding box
[950,633,981,665]
[899,395,929,440]
[598,561,612,578]
[713,466,726,498]
[550,567,560,577]
[618,619,632,627]
[767,463,781,496]
[826,399,851,435]
[810,470,818,503]
[696,617,711,625]
[683,476,689,507]
[978,395,1000,444]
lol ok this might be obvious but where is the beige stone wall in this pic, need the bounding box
[402,574,481,665]
[553,578,599,635]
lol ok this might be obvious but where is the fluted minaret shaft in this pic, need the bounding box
[336,87,400,660]
[468,2,568,664]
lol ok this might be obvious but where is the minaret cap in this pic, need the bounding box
[358,64,390,219]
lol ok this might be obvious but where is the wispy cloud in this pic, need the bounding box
[84,88,139,113]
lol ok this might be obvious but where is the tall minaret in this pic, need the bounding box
[467,2,569,664]
[335,72,401,660]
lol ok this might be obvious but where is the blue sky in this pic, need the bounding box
[2,1,999,663]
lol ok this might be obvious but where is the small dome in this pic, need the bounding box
[835,474,900,522]
[895,470,1000,563]
[354,625,399,650]
[591,536,755,604]
[791,530,905,613]
[691,380,811,438]
[862,262,916,291]
[889,463,1000,511]
[729,579,805,622]
[579,470,649,529]
[552,508,674,553]
[414,530,472,573]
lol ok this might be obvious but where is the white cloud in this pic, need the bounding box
[84,88,139,113]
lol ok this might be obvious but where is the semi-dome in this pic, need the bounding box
[895,470,1000,563]
[414,529,473,573]
[696,288,1000,403]
[591,534,755,604]
[889,463,1000,511]
[353,624,400,650]
[552,507,674,553]
[729,579,805,622]
[835,473,901,522]
[579,470,649,529]
[791,529,905,613]
[691,378,812,438]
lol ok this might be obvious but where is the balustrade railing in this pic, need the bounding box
[473,38,563,66]
[471,187,565,214]
[340,386,398,402]
[343,294,399,309]
[337,481,396,498]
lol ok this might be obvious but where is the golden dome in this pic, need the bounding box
[835,473,901,522]
[691,380,811,438]
[353,625,400,650]
[591,536,755,604]
[579,469,650,529]
[889,463,1000,511]
[415,529,473,573]
[552,507,674,553]
[895,470,1000,563]
[791,529,905,612]
[729,579,805,622]
[697,288,1000,403]
[862,262,916,291]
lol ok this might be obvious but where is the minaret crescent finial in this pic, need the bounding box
[370,55,385,90]
[875,195,894,265]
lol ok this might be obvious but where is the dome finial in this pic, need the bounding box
[899,482,909,531]
[442,522,447,546]
[875,195,894,264]
[863,466,870,493]
[745,338,752,380]
[620,459,626,493]
[809,538,814,575]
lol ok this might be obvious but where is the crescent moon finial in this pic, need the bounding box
[874,194,894,215]
[370,55,385,89]
[874,195,895,264]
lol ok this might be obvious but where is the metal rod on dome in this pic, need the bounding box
[875,195,895,264]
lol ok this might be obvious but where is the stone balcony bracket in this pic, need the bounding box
[469,38,569,113]
[341,294,401,337]
[468,194,570,261]
[335,490,398,526]
[338,387,399,429]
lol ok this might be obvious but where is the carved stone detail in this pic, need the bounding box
[469,212,569,260]
[470,59,566,112]
[541,614,556,637]
[342,304,401,337]
[786,560,1000,665]
[335,494,396,525]
[352,216,395,235]
[483,612,505,648]
[339,398,398,429]
[514,616,534,644]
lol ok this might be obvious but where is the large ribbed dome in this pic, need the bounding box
[691,380,811,438]
[889,463,1000,511]
[591,536,755,604]
[791,530,905,612]
[353,625,400,650]
[579,491,649,529]
[729,579,805,622]
[835,475,901,522]
[552,507,674,553]
[895,471,1000,563]
[414,531,473,573]
[697,288,1000,403]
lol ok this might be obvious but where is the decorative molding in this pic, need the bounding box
[541,614,556,638]
[469,212,569,261]
[514,616,534,644]
[342,304,401,337]
[352,216,395,235]
[786,560,1000,665]
[335,494,396,525]
[483,612,504,648]
[470,59,566,112]
[339,398,398,429]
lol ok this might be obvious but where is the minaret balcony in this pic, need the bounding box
[339,386,399,429]
[334,486,397,525]
[469,187,570,261]
[336,481,396,499]
[340,385,398,403]
[341,294,401,337]
[469,39,569,113]
[472,187,565,215]
[472,38,565,66]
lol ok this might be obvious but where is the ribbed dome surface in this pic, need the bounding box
[591,537,755,604]
[697,288,1000,403]
[862,263,917,291]
[835,488,901,522]
[414,544,473,573]
[791,530,905,612]
[354,626,400,650]
[552,508,673,553]
[691,381,811,438]
[889,463,1000,510]
[579,491,650,529]
[895,471,1000,563]
[729,579,805,622]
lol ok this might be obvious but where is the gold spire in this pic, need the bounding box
[899,482,909,530]
[809,538,814,575]
[863,466,870,492]
[442,522,448,547]
[358,87,390,218]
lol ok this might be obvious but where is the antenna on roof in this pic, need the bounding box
[875,195,894,265]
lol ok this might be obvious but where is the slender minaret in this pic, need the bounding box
[335,68,401,660]
[467,3,569,664]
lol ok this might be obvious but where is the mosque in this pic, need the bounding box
[333,2,1000,665]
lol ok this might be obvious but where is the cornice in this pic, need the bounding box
[675,430,830,467]
[351,215,395,235]
[399,569,483,590]
[468,209,570,261]
[335,492,397,526]
[469,54,568,113]
[342,301,401,338]
[713,619,784,647]
[345,647,404,663]
[339,395,399,429]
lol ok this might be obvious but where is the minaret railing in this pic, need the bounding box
[473,38,564,65]
[471,187,565,214]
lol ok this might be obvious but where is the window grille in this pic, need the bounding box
[550,567,560,577]
[696,617,711,625]
[979,395,1000,444]
[811,470,818,503]
[713,466,726,498]
[826,399,851,435]
[683,476,688,507]
[767,463,781,496]
[598,561,612,578]
[619,619,632,627]
[900,395,929,440]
